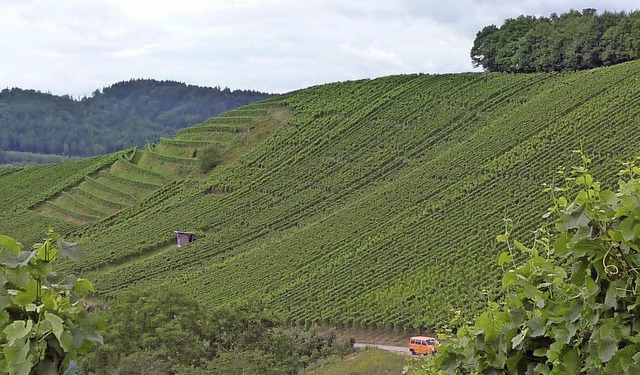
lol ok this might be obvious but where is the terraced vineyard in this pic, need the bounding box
[2,61,640,330]
[29,104,287,225]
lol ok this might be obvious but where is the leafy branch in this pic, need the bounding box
[0,229,103,375]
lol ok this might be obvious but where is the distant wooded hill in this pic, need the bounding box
[0,79,273,159]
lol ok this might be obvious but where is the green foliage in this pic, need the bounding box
[80,285,213,374]
[80,286,351,374]
[198,144,223,172]
[408,152,640,374]
[472,9,640,73]
[0,229,103,375]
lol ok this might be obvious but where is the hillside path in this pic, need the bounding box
[354,342,409,355]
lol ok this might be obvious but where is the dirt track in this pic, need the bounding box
[354,343,409,355]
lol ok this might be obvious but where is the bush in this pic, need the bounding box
[198,145,223,172]
[80,292,353,374]
[80,285,213,374]
[112,352,173,375]
[206,349,286,375]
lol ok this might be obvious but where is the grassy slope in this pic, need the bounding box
[1,62,640,330]
[306,348,407,375]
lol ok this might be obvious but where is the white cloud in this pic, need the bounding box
[0,0,636,95]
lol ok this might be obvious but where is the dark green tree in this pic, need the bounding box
[471,25,500,70]
[80,288,351,374]
[471,9,640,73]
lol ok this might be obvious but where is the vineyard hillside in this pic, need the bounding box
[2,61,640,330]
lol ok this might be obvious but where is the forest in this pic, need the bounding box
[0,79,272,160]
[471,8,640,73]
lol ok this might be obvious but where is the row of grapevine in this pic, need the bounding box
[3,62,640,331]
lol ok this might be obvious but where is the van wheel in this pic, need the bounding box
[410,349,415,355]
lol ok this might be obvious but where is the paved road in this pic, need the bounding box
[354,343,409,355]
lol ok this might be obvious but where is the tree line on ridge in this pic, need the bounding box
[471,8,640,73]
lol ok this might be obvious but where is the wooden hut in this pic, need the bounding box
[174,231,196,247]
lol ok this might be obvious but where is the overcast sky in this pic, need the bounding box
[0,0,636,96]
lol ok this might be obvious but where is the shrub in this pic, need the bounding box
[80,285,213,374]
[81,292,355,374]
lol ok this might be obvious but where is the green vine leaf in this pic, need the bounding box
[563,348,580,375]
[45,312,64,342]
[3,339,32,374]
[498,251,513,266]
[619,217,636,241]
[12,279,38,306]
[6,267,30,288]
[598,335,619,363]
[511,328,527,349]
[73,278,95,296]
[3,320,33,346]
[0,249,34,269]
[58,240,84,261]
[0,236,20,255]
